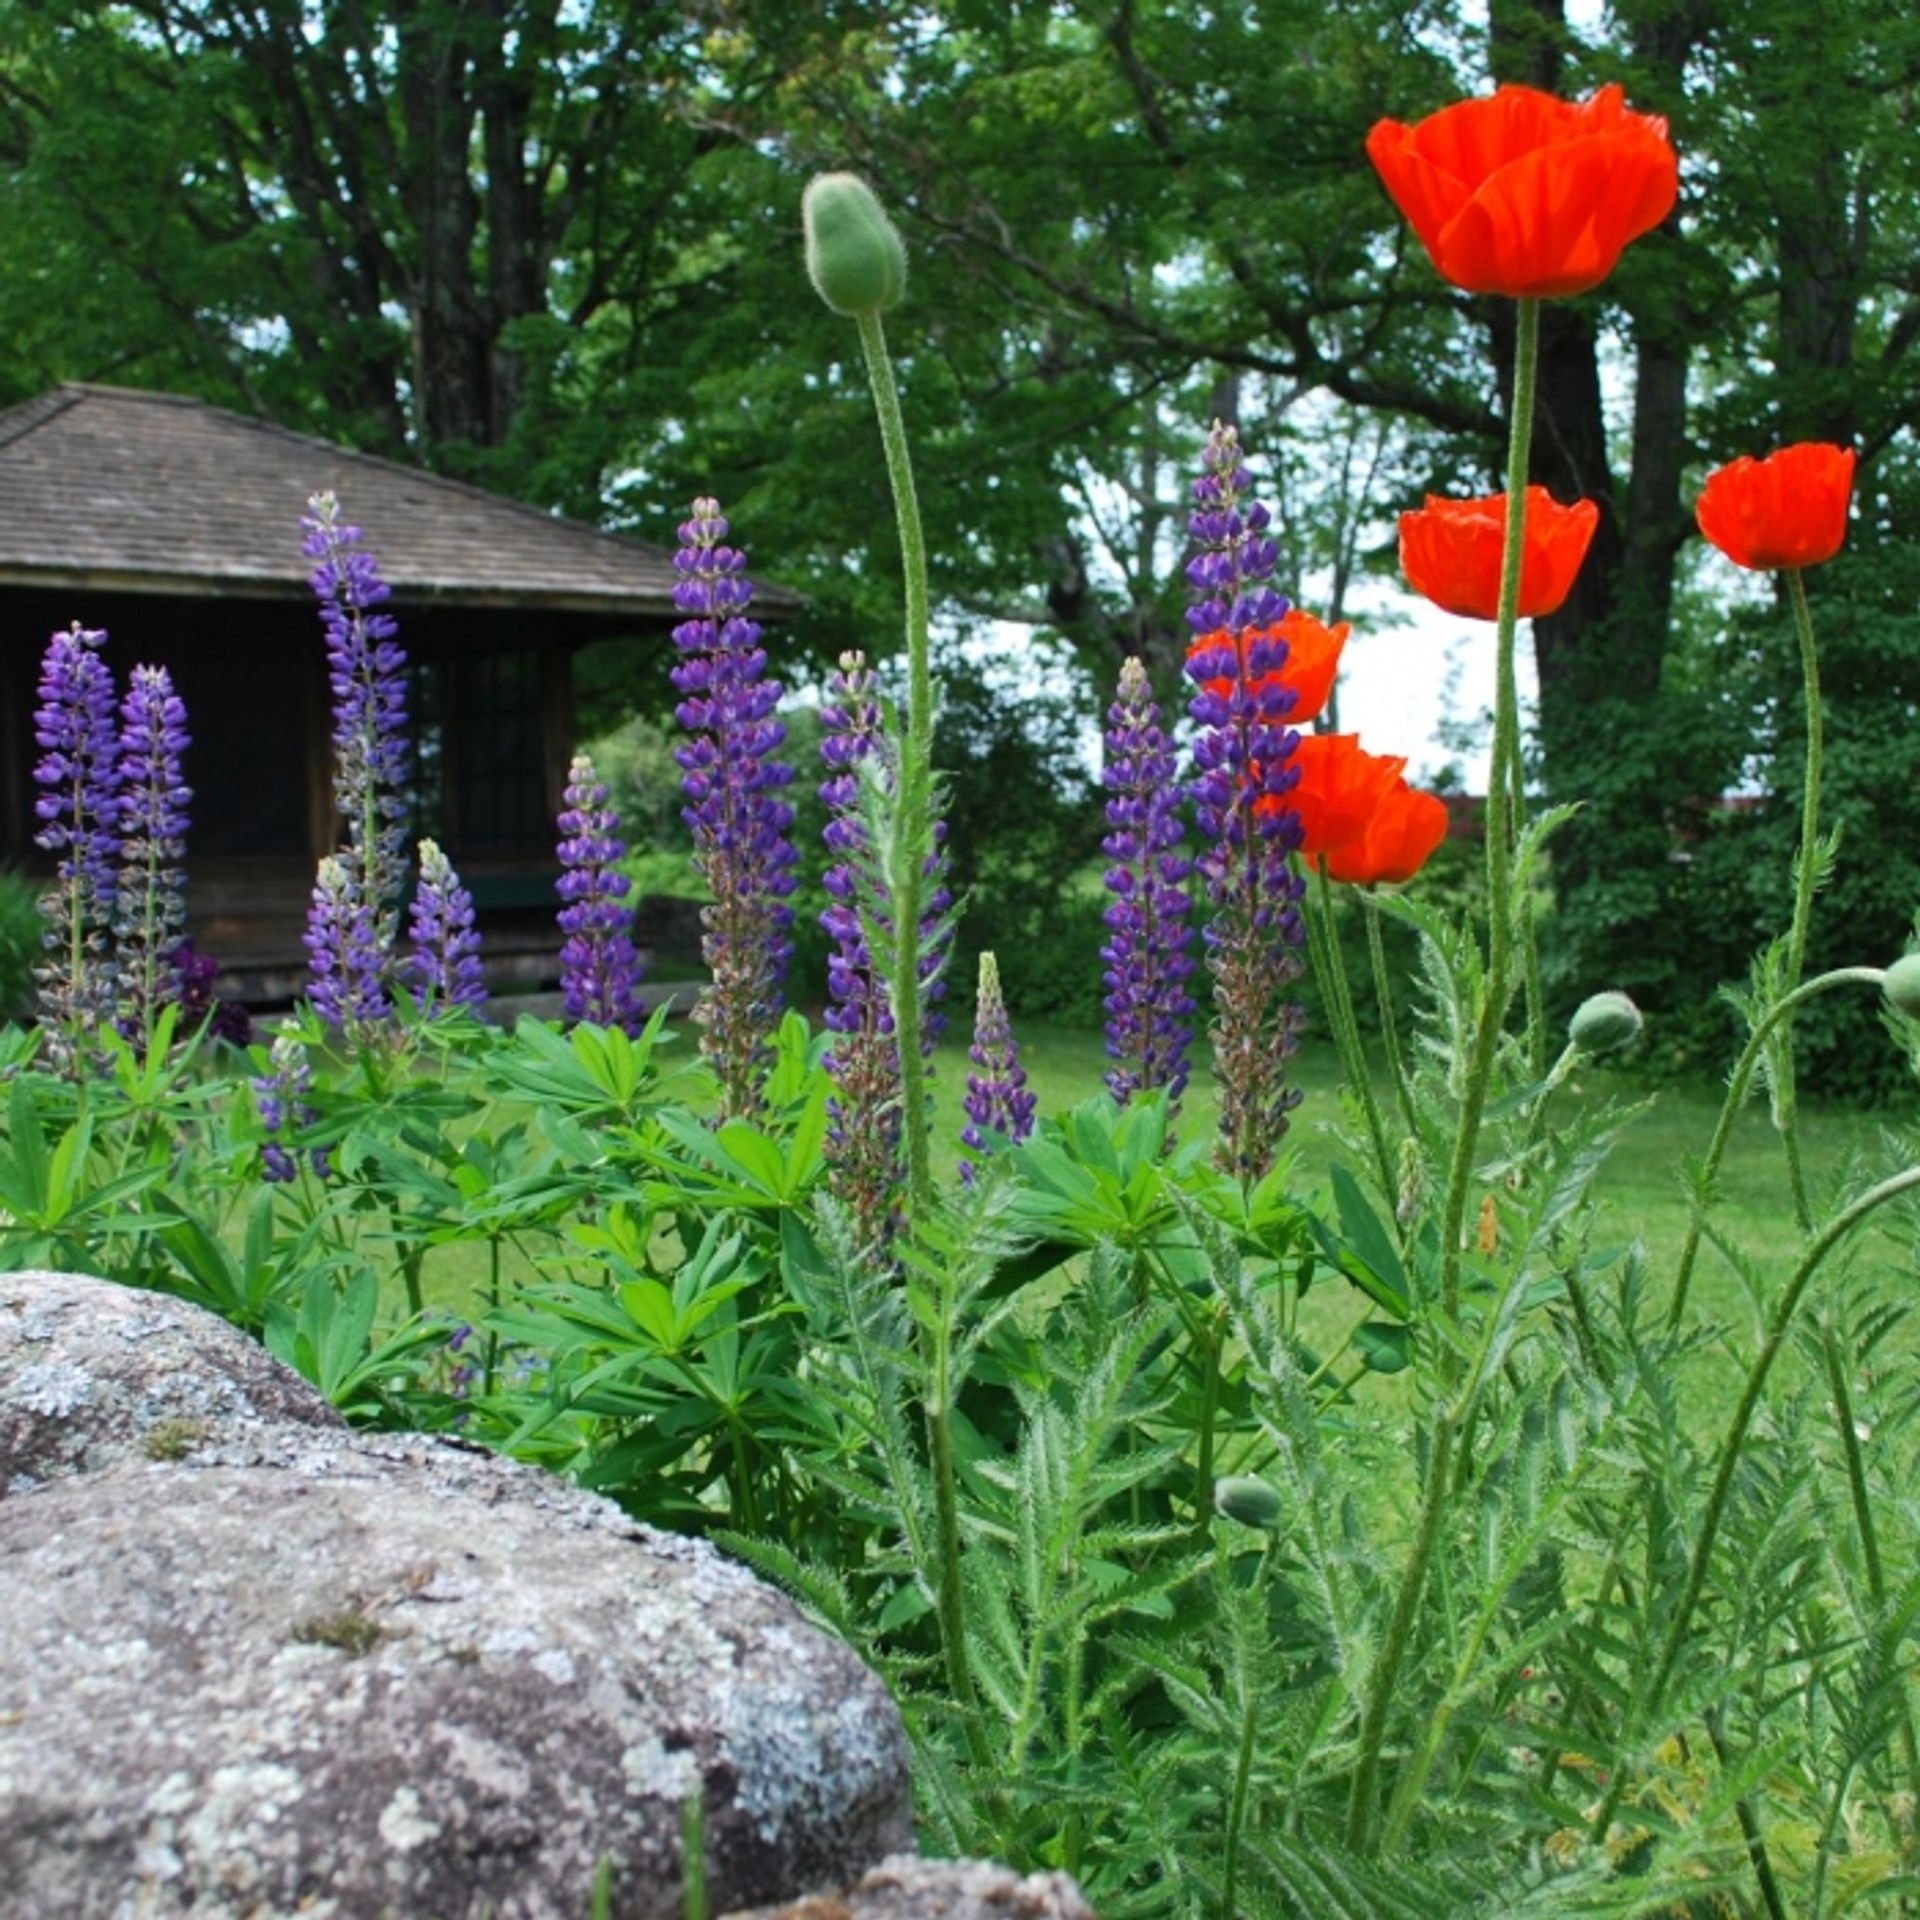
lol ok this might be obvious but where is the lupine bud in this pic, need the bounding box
[1569,989,1643,1054]
[802,173,907,317]
[1885,954,1920,1020]
[1213,1475,1283,1530]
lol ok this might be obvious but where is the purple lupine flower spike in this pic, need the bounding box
[114,664,192,1036]
[1102,656,1195,1115]
[305,854,390,1030]
[1184,422,1306,1182]
[555,752,645,1033]
[302,491,408,1021]
[960,951,1035,1184]
[407,838,488,1012]
[819,650,906,1252]
[253,1029,320,1184]
[32,624,122,1064]
[671,496,798,1115]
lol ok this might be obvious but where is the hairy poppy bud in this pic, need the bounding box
[802,173,907,317]
[1569,989,1643,1054]
[1212,1475,1282,1530]
[1886,954,1920,1021]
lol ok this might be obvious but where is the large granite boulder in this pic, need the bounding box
[0,1269,913,1919]
[0,1267,344,1493]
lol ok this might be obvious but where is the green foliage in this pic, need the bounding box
[0,870,43,1020]
[0,851,1914,1915]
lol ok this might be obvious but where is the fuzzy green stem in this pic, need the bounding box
[1821,1319,1920,1858]
[1773,567,1824,1231]
[1363,890,1418,1139]
[1704,1708,1789,1920]
[853,304,974,1760]
[1346,1410,1455,1852]
[1221,1552,1267,1920]
[855,310,934,1222]
[1191,1303,1224,1543]
[1309,864,1395,1198]
[1437,296,1539,1325]
[1667,965,1886,1328]
[1506,723,1550,1079]
[681,1784,709,1920]
[1593,1162,1920,1842]
[927,1315,988,1758]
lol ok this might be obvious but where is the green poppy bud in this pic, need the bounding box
[802,173,908,318]
[1569,989,1643,1055]
[1212,1475,1282,1531]
[1886,953,1920,1020]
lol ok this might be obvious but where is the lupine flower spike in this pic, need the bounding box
[302,492,408,1019]
[1184,423,1307,1182]
[960,951,1035,1183]
[114,664,192,1036]
[1101,656,1195,1115]
[253,1029,323,1184]
[671,497,799,1115]
[818,651,907,1253]
[407,838,487,1013]
[555,752,645,1033]
[32,624,122,1065]
[305,854,390,1030]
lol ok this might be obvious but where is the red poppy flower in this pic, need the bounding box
[1695,443,1855,572]
[1366,84,1677,300]
[1399,488,1599,620]
[1269,610,1348,723]
[1186,608,1350,726]
[1284,733,1408,858]
[1323,783,1450,886]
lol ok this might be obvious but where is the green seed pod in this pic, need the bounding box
[1212,1475,1282,1531]
[802,173,907,318]
[1885,953,1920,1020]
[1569,989,1643,1055]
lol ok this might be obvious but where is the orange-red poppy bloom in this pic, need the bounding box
[1185,608,1350,726]
[1366,84,1677,300]
[1399,488,1599,620]
[1322,782,1450,886]
[1695,443,1856,572]
[1283,733,1408,858]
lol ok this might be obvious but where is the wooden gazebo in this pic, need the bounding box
[0,384,785,998]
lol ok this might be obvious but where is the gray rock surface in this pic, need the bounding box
[721,1856,1097,1920]
[1,1267,344,1494]
[0,1269,913,1919]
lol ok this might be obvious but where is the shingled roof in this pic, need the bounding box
[0,383,793,618]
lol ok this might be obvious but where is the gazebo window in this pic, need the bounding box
[401,656,445,847]
[448,645,546,854]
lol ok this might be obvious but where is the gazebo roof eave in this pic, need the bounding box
[0,562,804,622]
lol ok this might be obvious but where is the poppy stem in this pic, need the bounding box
[1665,965,1886,1328]
[857,310,984,1762]
[1308,861,1395,1200]
[1509,732,1550,1079]
[1436,296,1538,1327]
[1774,565,1822,1232]
[1363,888,1418,1140]
[854,310,935,1225]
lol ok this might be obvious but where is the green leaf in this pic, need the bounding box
[1354,1321,1413,1374]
